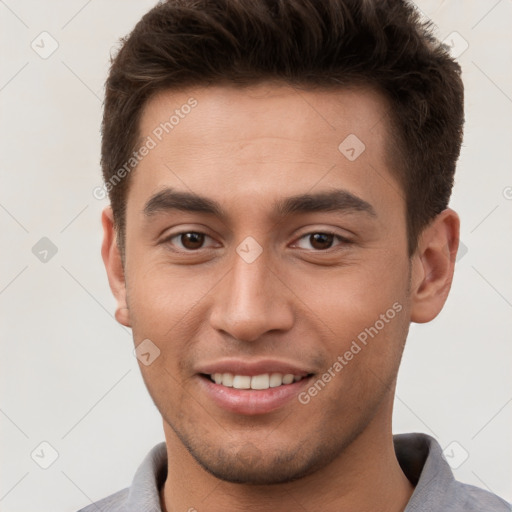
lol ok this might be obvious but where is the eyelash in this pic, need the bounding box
[161,230,351,253]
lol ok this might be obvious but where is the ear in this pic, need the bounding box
[101,206,131,327]
[410,208,460,323]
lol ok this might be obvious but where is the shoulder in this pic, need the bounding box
[75,487,129,512]
[394,433,511,512]
[443,480,512,512]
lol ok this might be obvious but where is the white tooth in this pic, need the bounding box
[269,373,283,387]
[251,374,270,390]
[233,375,251,389]
[282,374,294,385]
[214,373,223,384]
[294,375,302,382]
[222,373,234,387]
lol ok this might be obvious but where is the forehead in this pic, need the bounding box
[140,82,391,150]
[128,82,401,222]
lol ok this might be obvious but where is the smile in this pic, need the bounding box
[208,372,306,390]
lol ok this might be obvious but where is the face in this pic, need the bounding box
[114,83,415,484]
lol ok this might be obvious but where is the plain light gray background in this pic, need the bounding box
[1,1,511,511]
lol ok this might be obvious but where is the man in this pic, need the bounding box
[80,0,510,511]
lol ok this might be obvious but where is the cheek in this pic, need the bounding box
[284,258,410,385]
[281,255,407,329]
[302,301,408,419]
[127,261,213,329]
[126,262,220,381]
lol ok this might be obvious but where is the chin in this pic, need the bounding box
[182,437,333,485]
[195,456,318,485]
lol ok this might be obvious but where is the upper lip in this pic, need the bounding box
[196,359,314,377]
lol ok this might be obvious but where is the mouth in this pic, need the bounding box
[197,371,315,415]
[201,372,312,390]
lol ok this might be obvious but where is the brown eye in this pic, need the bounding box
[308,233,335,250]
[163,231,214,251]
[293,231,349,251]
[179,232,205,250]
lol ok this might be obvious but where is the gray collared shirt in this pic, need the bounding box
[76,433,511,511]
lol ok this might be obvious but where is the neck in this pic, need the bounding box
[160,399,414,512]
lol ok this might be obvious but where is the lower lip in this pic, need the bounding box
[197,375,313,415]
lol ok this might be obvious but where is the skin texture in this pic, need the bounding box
[102,83,459,512]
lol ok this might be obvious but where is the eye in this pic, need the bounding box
[162,230,349,253]
[163,231,216,251]
[293,232,349,251]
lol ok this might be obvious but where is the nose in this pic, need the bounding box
[208,247,294,342]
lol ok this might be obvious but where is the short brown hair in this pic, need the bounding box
[102,0,464,258]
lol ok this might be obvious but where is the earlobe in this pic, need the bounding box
[410,208,460,324]
[114,306,131,327]
[101,206,131,328]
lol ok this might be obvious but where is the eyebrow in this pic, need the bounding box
[142,187,376,219]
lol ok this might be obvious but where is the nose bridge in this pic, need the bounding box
[209,243,293,341]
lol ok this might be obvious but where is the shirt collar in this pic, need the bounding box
[394,433,455,510]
